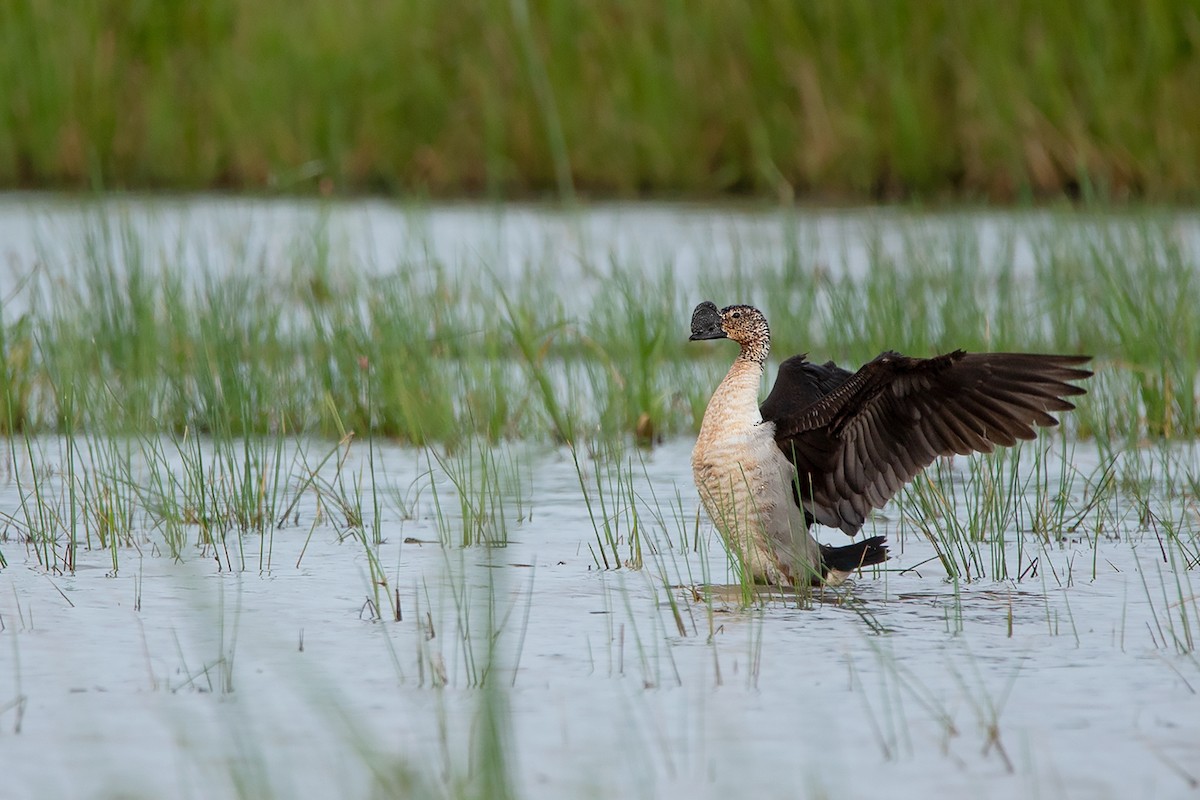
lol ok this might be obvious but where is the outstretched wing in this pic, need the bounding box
[762,351,1092,535]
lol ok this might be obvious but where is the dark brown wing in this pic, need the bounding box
[763,350,1092,535]
[760,355,854,421]
[759,355,854,525]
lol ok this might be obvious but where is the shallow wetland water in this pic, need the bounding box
[1,197,1199,798]
[2,435,1198,799]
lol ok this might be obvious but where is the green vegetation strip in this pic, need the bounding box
[0,211,1197,446]
[2,1,1199,200]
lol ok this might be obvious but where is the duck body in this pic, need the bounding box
[688,300,1092,587]
[691,355,821,585]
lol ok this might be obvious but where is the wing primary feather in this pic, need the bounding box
[765,347,1090,536]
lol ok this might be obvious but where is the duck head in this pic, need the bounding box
[689,301,771,362]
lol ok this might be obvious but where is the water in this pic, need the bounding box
[0,195,1198,798]
[1,434,1197,799]
[4,193,1200,317]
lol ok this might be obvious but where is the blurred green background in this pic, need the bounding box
[2,0,1198,201]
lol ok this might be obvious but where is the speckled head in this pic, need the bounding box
[689,302,771,362]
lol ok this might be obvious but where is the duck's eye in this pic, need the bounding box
[731,311,742,319]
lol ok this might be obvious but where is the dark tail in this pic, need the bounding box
[820,536,888,577]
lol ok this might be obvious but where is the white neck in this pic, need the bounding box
[698,358,764,441]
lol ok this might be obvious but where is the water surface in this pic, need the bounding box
[1,434,1197,799]
[0,195,1197,798]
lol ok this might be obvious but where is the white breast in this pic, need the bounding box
[692,362,819,582]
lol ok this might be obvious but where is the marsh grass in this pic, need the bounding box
[427,440,527,548]
[3,428,387,579]
[895,437,1145,585]
[1,206,1197,653]
[571,441,657,571]
[0,303,33,436]
[2,208,1197,447]
[587,270,682,444]
[2,388,1198,798]
[5,1,1200,201]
